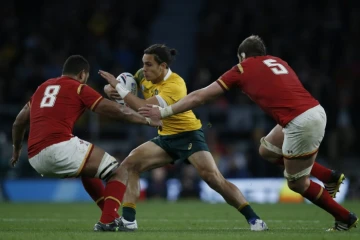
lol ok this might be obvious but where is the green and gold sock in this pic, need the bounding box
[238,202,259,222]
[122,202,136,222]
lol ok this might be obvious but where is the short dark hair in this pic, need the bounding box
[237,35,266,58]
[62,55,90,75]
[144,44,177,68]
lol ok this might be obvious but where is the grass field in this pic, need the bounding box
[0,200,359,240]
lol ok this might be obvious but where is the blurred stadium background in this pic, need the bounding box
[0,0,359,205]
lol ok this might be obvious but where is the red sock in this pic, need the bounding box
[310,162,333,183]
[100,181,126,223]
[81,177,120,218]
[81,177,105,209]
[302,180,349,221]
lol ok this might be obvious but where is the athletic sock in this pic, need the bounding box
[81,177,120,218]
[100,181,126,223]
[238,202,260,223]
[310,163,333,183]
[122,202,136,222]
[302,180,349,221]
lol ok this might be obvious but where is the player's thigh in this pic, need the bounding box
[121,141,172,173]
[284,153,317,175]
[259,124,284,159]
[80,144,120,180]
[282,105,326,159]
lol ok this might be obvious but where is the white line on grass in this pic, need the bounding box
[0,218,320,223]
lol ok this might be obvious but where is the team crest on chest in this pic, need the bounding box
[154,89,159,95]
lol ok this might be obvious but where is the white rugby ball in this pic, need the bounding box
[115,72,138,105]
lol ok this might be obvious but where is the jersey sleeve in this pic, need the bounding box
[158,81,186,105]
[216,64,244,91]
[77,84,103,111]
[133,68,144,85]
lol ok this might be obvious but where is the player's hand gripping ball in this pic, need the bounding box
[115,72,138,105]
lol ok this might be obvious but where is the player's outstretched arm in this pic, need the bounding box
[139,81,224,119]
[170,82,224,115]
[11,103,30,167]
[94,98,162,128]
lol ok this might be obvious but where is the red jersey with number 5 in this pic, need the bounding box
[27,76,103,158]
[217,55,319,127]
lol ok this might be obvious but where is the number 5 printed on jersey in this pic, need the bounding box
[40,85,61,108]
[263,59,289,75]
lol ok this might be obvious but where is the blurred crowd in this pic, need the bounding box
[0,0,160,104]
[1,0,360,199]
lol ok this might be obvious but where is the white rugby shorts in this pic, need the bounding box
[282,105,327,159]
[29,137,93,178]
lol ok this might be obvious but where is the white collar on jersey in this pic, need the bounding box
[164,68,172,81]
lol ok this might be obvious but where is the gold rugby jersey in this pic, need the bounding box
[134,68,202,135]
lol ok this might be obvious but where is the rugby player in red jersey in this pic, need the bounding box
[10,55,162,232]
[139,36,358,231]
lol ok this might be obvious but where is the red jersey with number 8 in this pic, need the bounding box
[27,76,103,158]
[217,55,319,127]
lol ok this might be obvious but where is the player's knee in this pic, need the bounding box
[287,180,300,193]
[284,166,312,194]
[199,169,223,190]
[120,157,135,171]
[120,154,142,173]
[109,164,128,182]
[287,177,310,194]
